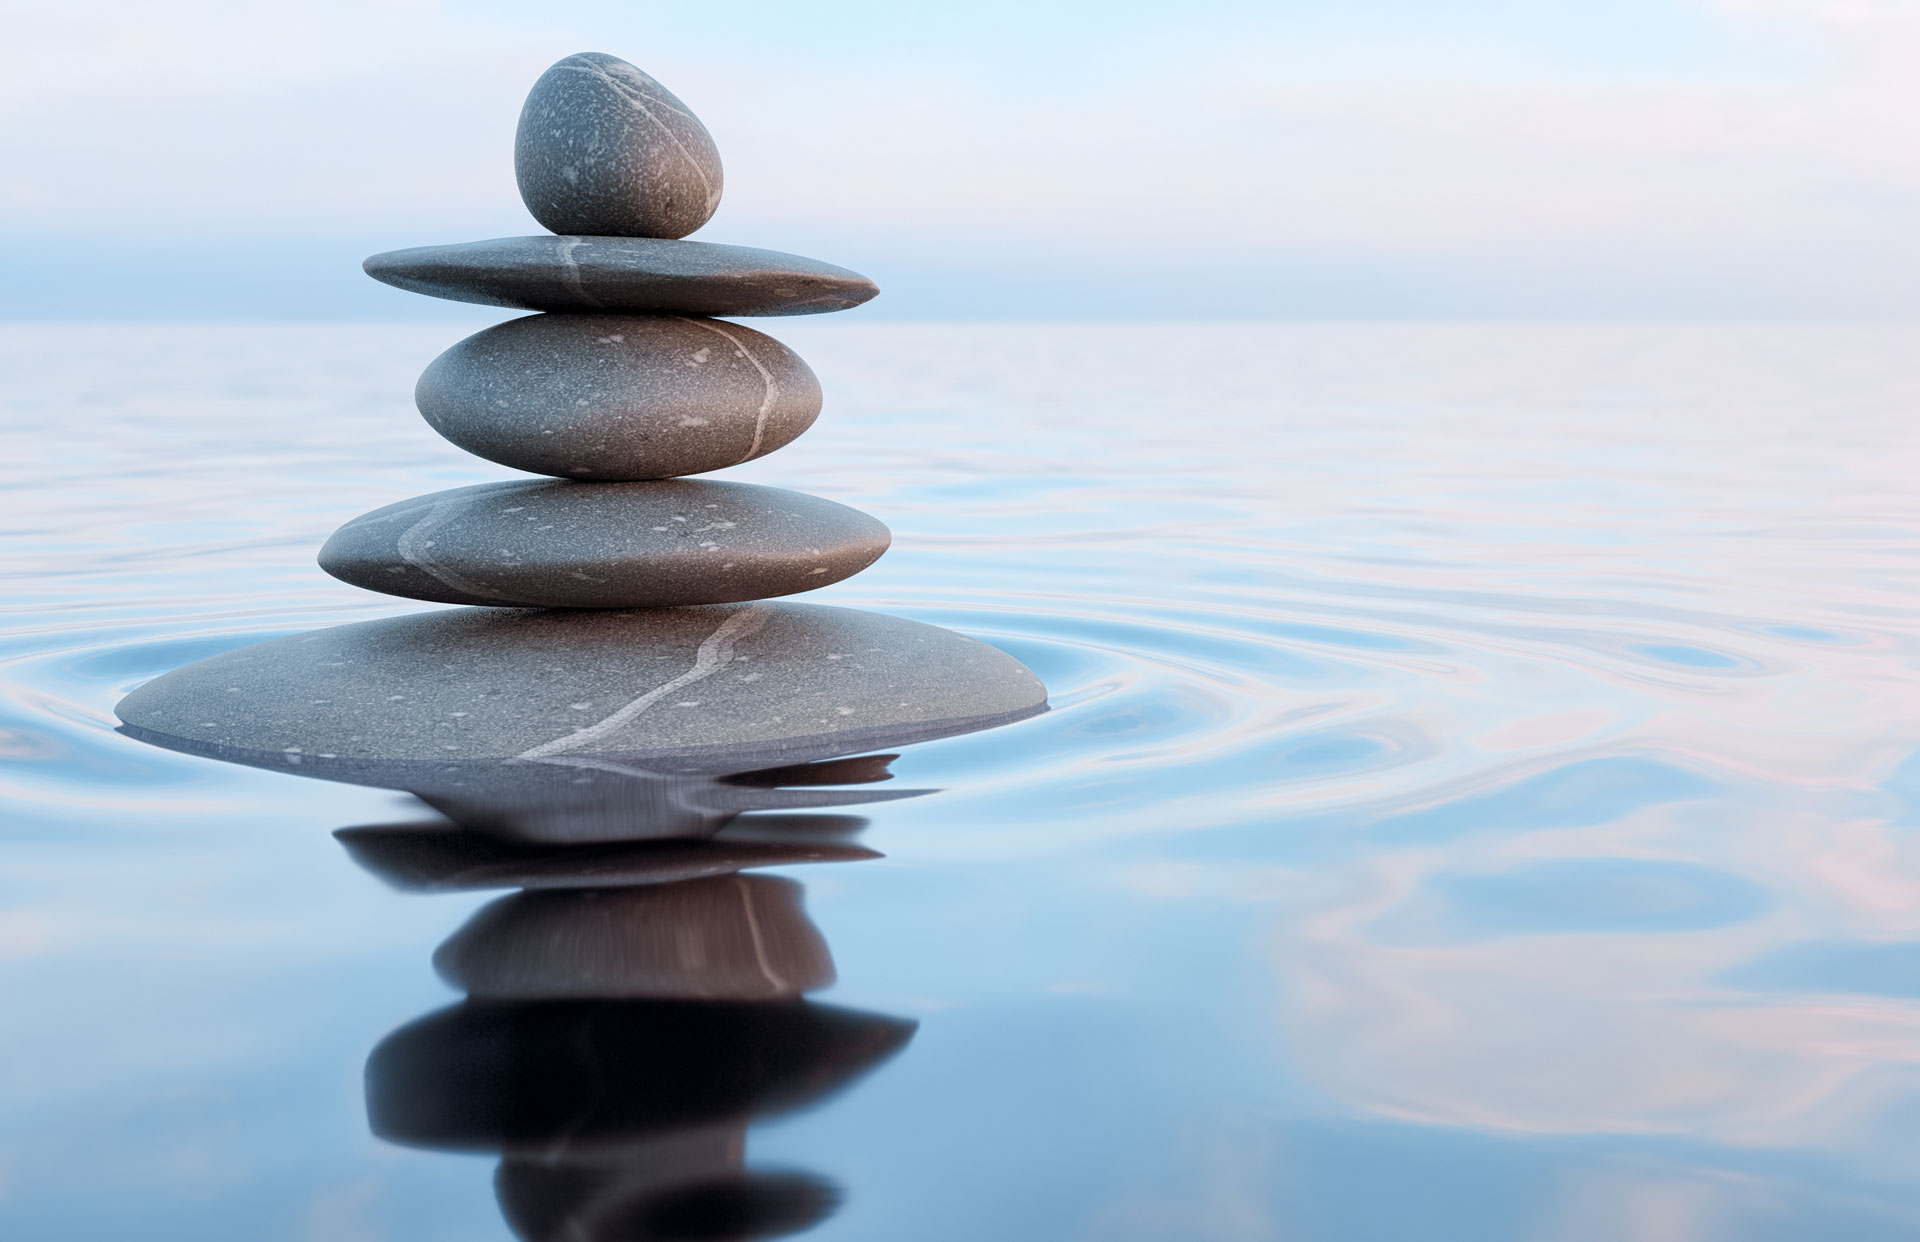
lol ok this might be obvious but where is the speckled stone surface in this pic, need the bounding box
[416,314,821,480]
[435,876,834,1001]
[516,52,722,240]
[364,236,878,316]
[115,600,1047,771]
[319,479,889,608]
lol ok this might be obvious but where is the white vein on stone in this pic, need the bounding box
[561,59,721,217]
[521,754,673,779]
[678,317,779,461]
[395,499,515,602]
[553,236,603,308]
[514,605,772,760]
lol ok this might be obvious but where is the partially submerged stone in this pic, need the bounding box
[416,314,821,481]
[115,603,1046,841]
[364,236,878,316]
[318,479,889,609]
[516,52,723,239]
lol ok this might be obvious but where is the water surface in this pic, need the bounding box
[5,321,1920,1240]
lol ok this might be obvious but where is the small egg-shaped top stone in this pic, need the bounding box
[515,52,723,239]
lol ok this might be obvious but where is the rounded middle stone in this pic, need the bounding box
[416,314,822,480]
[317,478,889,608]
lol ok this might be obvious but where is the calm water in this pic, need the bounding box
[5,321,1920,1240]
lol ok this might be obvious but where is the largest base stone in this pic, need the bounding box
[115,603,1046,841]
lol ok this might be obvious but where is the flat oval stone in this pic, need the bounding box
[364,236,878,316]
[318,479,889,608]
[115,602,1048,771]
[516,52,722,239]
[416,314,821,480]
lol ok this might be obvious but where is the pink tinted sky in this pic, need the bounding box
[4,0,1919,317]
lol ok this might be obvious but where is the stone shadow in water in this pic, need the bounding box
[361,831,915,1242]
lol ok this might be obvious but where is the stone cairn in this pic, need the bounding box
[329,51,891,611]
[356,844,916,1241]
[114,55,1038,1236]
[116,52,1045,846]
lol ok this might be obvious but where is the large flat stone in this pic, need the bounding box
[416,314,821,481]
[115,603,1047,841]
[318,479,890,608]
[516,53,722,240]
[364,236,878,316]
[115,602,1044,765]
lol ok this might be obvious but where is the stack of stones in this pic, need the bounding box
[356,829,914,1241]
[322,51,892,612]
[115,51,1046,844]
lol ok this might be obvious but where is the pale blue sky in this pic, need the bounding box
[5,0,1918,318]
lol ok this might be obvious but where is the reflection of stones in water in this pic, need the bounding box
[376,999,909,1242]
[349,761,920,1240]
[367,873,914,1242]
[323,749,924,847]
[436,875,837,1001]
[116,601,1045,844]
[498,1130,841,1242]
[369,999,915,1150]
[336,816,881,892]
[404,762,917,848]
[110,33,1029,1236]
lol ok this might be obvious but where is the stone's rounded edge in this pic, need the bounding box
[313,479,508,606]
[114,602,1045,844]
[112,601,1050,769]
[310,480,893,609]
[410,314,825,482]
[514,52,723,241]
[115,697,1046,783]
[314,546,490,607]
[361,237,880,317]
[360,250,530,310]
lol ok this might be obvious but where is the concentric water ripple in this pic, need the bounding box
[7,322,1920,1238]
